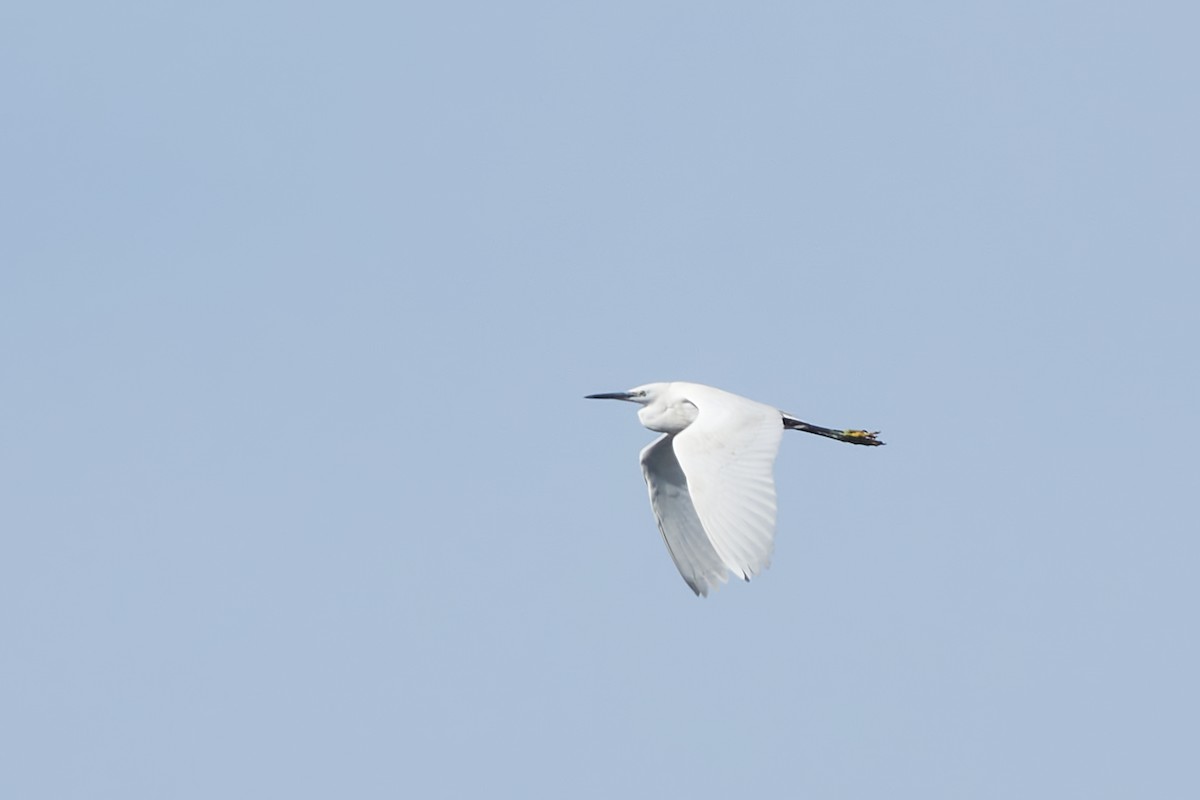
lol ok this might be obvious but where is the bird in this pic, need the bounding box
[586,381,883,596]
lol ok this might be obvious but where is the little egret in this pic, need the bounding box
[586,382,883,596]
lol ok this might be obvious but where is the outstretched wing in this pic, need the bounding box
[639,434,730,596]
[670,386,784,583]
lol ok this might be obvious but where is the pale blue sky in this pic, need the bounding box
[3,2,1198,797]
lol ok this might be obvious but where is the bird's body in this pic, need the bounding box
[586,382,882,596]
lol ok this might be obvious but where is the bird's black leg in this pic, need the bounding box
[782,415,884,446]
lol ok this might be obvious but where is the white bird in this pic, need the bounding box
[586,381,883,596]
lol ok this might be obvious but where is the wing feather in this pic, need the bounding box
[670,386,784,582]
[639,435,729,596]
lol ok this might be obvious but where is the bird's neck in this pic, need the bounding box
[637,400,699,434]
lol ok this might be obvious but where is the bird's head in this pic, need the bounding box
[584,383,666,406]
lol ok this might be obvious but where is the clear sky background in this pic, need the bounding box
[3,2,1198,798]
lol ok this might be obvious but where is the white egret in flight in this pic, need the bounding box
[586,382,883,596]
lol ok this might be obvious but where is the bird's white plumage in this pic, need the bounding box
[588,379,881,595]
[639,434,731,596]
[661,385,782,585]
[634,383,784,594]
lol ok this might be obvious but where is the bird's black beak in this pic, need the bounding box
[585,391,635,401]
